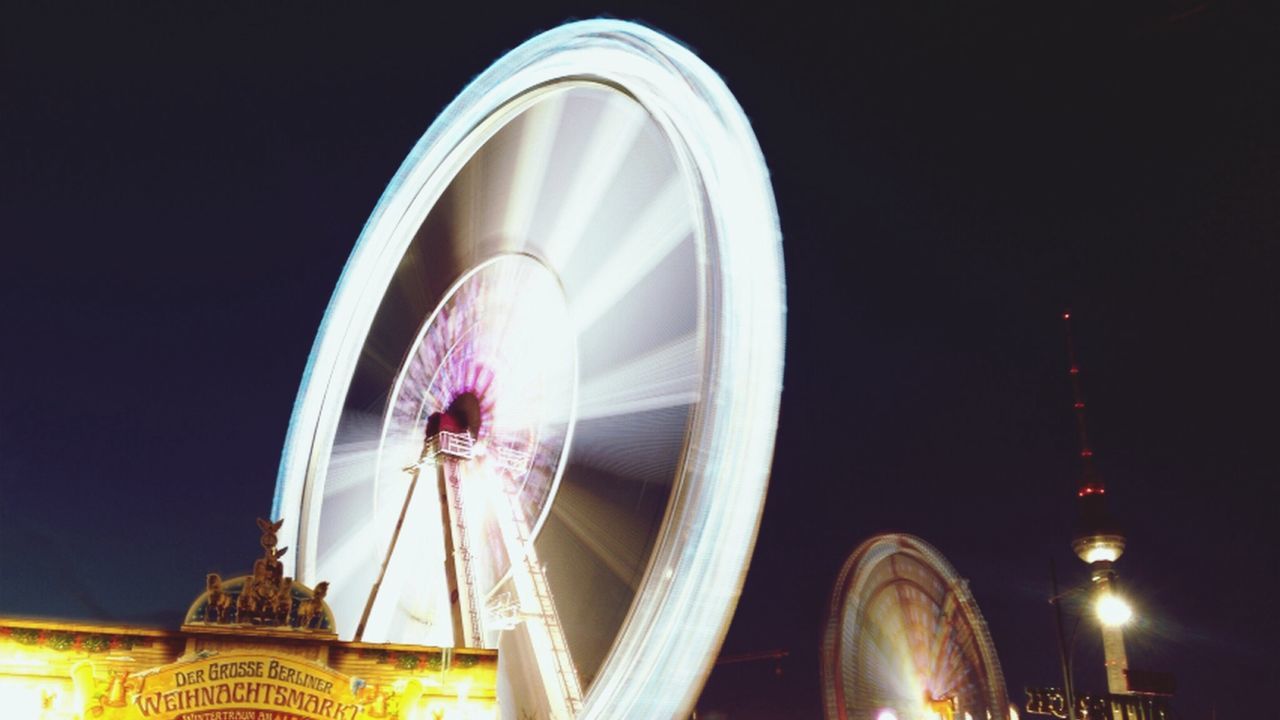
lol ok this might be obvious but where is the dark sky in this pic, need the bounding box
[2,2,1277,719]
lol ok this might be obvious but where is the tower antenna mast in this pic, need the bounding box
[1063,311,1130,696]
[1064,312,1103,497]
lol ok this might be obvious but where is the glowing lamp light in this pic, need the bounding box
[0,678,58,718]
[1081,544,1120,563]
[1096,592,1133,627]
[1010,704,1021,720]
[1073,534,1125,564]
[877,709,899,720]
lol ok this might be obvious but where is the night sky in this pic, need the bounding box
[2,2,1277,718]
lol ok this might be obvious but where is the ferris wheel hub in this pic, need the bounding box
[383,252,577,538]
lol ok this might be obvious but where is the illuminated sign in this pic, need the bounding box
[1024,687,1172,720]
[58,649,491,720]
[125,652,360,720]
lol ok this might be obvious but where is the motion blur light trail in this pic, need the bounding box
[272,20,784,720]
[822,535,1009,720]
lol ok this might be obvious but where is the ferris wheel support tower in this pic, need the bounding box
[425,417,584,718]
[355,408,583,718]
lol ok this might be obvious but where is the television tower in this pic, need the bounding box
[1063,312,1130,695]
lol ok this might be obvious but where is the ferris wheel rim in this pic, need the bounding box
[273,19,784,720]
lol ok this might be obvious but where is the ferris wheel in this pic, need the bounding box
[821,534,1010,720]
[271,20,784,720]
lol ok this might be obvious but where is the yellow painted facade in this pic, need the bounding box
[0,520,498,720]
[0,617,497,720]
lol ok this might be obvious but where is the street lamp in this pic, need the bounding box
[1095,592,1133,628]
[1049,560,1140,720]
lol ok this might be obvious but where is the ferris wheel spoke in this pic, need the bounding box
[535,92,651,269]
[575,240,699,381]
[573,331,699,422]
[524,412,687,687]
[534,508,641,687]
[444,160,487,271]
[376,213,479,338]
[544,475,650,588]
[563,406,691,488]
[498,91,568,253]
[314,520,382,638]
[415,96,571,265]
[863,609,918,706]
[568,177,693,334]
[928,592,965,696]
[318,455,377,503]
[315,519,380,590]
[298,410,383,574]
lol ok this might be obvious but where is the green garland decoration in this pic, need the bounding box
[0,626,138,653]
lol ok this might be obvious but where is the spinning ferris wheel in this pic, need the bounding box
[821,535,1010,720]
[271,20,784,720]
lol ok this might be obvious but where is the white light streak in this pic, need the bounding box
[537,95,649,268]
[321,440,383,498]
[575,332,699,421]
[570,177,691,333]
[500,92,568,250]
[549,482,647,587]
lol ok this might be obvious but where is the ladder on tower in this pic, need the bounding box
[503,489,583,717]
